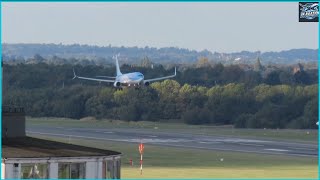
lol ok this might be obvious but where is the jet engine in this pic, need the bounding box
[144,81,150,86]
[114,81,121,87]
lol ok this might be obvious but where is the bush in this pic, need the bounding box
[234,113,253,128]
[182,107,212,125]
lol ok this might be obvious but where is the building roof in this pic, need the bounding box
[2,136,121,158]
[2,105,24,113]
[2,106,25,115]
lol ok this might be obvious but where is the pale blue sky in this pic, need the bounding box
[2,2,318,53]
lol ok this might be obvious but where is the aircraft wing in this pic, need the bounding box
[96,76,116,79]
[73,69,115,83]
[144,67,176,82]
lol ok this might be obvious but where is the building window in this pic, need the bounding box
[103,160,113,179]
[115,159,121,179]
[58,163,85,179]
[103,159,120,179]
[20,163,48,179]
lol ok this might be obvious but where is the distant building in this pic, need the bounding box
[293,63,304,74]
[2,106,121,179]
[253,57,264,72]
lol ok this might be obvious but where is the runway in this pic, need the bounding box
[27,125,318,158]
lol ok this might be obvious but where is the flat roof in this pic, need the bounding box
[2,136,121,158]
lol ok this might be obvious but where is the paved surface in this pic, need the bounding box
[27,126,318,158]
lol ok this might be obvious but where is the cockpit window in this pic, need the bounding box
[138,74,144,77]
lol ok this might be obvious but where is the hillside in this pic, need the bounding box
[2,43,318,65]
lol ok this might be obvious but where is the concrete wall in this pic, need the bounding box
[2,107,26,138]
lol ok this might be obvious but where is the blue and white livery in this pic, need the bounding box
[73,55,176,88]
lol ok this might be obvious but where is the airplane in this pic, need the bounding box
[73,55,176,89]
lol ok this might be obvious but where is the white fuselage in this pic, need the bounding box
[115,72,144,86]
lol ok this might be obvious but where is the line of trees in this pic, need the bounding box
[3,63,318,129]
[3,62,317,89]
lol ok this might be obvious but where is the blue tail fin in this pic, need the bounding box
[114,54,122,76]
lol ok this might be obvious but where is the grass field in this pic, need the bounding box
[27,117,318,143]
[31,134,318,178]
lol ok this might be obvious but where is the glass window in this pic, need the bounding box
[103,160,114,179]
[103,159,120,179]
[58,164,70,179]
[58,163,85,179]
[71,163,85,179]
[20,163,48,179]
[115,159,121,179]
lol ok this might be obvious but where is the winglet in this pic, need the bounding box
[72,68,77,80]
[174,67,177,76]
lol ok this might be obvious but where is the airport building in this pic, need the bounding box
[2,106,121,179]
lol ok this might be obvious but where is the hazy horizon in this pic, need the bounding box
[2,42,318,54]
[3,2,318,53]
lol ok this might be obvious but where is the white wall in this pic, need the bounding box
[49,162,58,179]
[97,160,103,179]
[1,163,5,179]
[4,164,13,179]
[85,161,97,178]
[4,163,20,179]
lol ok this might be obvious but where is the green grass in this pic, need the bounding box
[122,166,317,178]
[27,117,318,143]
[31,134,318,178]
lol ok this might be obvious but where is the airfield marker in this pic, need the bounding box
[139,142,144,175]
[140,154,143,175]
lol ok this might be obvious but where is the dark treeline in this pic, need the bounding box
[3,63,318,129]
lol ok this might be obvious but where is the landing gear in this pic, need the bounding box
[134,83,140,90]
